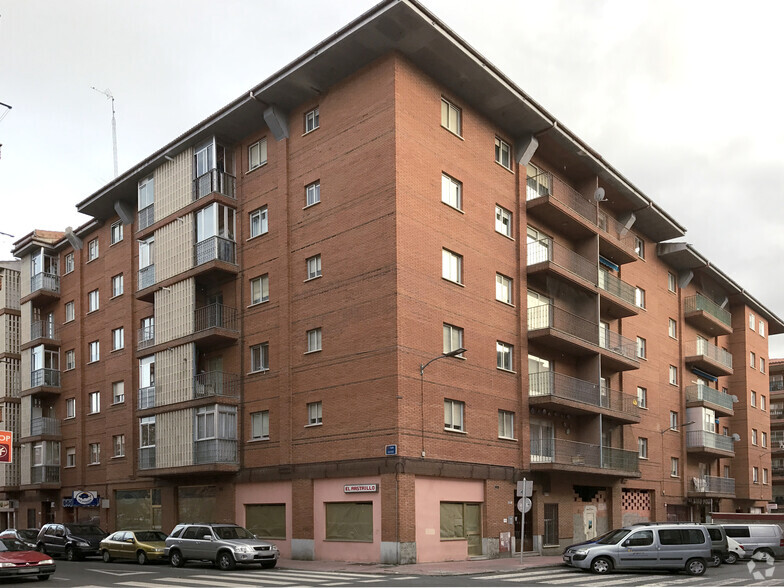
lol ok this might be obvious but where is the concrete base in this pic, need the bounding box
[482,537,500,558]
[380,541,417,564]
[291,539,315,560]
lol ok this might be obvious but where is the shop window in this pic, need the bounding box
[245,504,286,539]
[325,502,372,542]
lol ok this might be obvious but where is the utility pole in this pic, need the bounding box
[91,87,118,177]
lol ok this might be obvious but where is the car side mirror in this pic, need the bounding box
[126,538,134,543]
[202,535,212,541]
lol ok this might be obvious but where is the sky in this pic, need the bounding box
[1,0,783,354]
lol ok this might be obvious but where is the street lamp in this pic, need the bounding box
[420,348,466,458]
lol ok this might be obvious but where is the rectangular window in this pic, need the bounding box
[761,357,766,373]
[325,502,372,542]
[752,429,758,445]
[249,206,268,238]
[636,336,647,359]
[65,301,74,322]
[110,221,123,245]
[250,343,269,372]
[724,465,731,478]
[65,350,75,371]
[670,411,678,430]
[66,447,76,468]
[760,320,765,337]
[112,381,124,404]
[764,468,769,484]
[669,365,678,386]
[88,290,99,312]
[140,416,156,449]
[753,466,759,484]
[306,255,322,280]
[723,426,729,436]
[440,98,461,136]
[750,313,756,330]
[87,238,99,261]
[443,323,464,355]
[495,273,512,304]
[494,137,512,170]
[138,175,154,209]
[668,272,677,292]
[64,252,74,274]
[112,327,124,351]
[304,107,319,133]
[305,181,321,207]
[763,432,768,448]
[89,391,100,414]
[750,351,756,368]
[88,341,100,363]
[251,411,270,440]
[66,398,75,419]
[635,287,646,309]
[444,399,464,432]
[246,504,285,540]
[89,443,100,464]
[637,386,647,409]
[671,457,679,477]
[495,205,513,237]
[440,502,480,540]
[306,328,322,353]
[638,437,648,459]
[498,410,514,439]
[250,275,269,305]
[139,238,154,268]
[113,434,125,458]
[752,390,757,408]
[497,341,513,371]
[249,138,268,170]
[441,174,462,210]
[441,249,463,284]
[762,395,767,411]
[668,318,677,338]
[634,236,645,259]
[307,401,322,425]
[112,274,123,297]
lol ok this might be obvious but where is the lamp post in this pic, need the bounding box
[420,348,466,458]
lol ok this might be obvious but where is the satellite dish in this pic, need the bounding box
[731,433,741,442]
[731,395,739,403]
[593,187,606,202]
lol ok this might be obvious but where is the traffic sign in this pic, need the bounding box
[516,479,533,497]
[517,497,532,513]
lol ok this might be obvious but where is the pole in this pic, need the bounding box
[520,477,526,564]
[110,95,118,178]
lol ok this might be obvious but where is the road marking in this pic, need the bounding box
[709,580,756,586]
[273,570,387,579]
[491,569,574,580]
[86,568,157,576]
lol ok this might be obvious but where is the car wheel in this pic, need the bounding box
[65,546,77,562]
[686,557,706,576]
[754,548,775,563]
[723,551,738,565]
[217,551,236,571]
[37,575,51,581]
[261,560,277,569]
[169,549,184,568]
[137,550,148,565]
[590,556,612,574]
[102,550,112,563]
[710,553,722,567]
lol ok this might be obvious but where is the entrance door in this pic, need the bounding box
[464,504,482,556]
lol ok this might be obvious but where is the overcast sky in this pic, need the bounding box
[2,0,783,354]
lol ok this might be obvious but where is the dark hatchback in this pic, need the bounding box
[36,523,107,560]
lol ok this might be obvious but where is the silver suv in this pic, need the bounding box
[164,523,279,570]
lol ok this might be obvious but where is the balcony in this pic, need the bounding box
[529,372,640,424]
[525,172,597,239]
[530,438,640,477]
[597,211,638,265]
[772,408,784,424]
[139,447,156,470]
[774,466,784,479]
[772,434,784,453]
[771,380,784,393]
[527,239,597,294]
[194,439,238,465]
[193,303,239,348]
[684,294,733,337]
[29,320,58,345]
[29,272,60,302]
[193,169,236,201]
[598,270,639,319]
[528,304,599,357]
[138,386,155,410]
[686,384,735,417]
[686,429,735,458]
[138,325,155,351]
[688,475,735,498]
[599,328,640,372]
[194,237,238,280]
[138,204,155,231]
[685,340,733,377]
[30,465,59,485]
[194,371,240,399]
[30,368,60,390]
[138,264,156,292]
[30,417,61,437]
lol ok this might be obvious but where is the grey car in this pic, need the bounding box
[164,523,279,570]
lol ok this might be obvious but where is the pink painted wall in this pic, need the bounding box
[314,477,381,562]
[235,481,292,558]
[415,477,484,562]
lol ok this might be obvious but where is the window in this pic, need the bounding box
[634,236,645,259]
[195,404,237,441]
[440,502,480,540]
[112,381,124,404]
[525,163,552,200]
[249,138,268,170]
[110,221,123,245]
[753,466,759,484]
[139,238,154,269]
[723,426,729,436]
[306,255,322,280]
[671,457,679,477]
[496,273,512,304]
[498,410,514,439]
[761,357,766,373]
[440,98,461,136]
[724,465,731,478]
[496,341,513,372]
[750,313,756,330]
[442,249,463,284]
[752,429,758,445]
[250,275,269,305]
[636,336,647,359]
[64,253,74,274]
[88,290,99,313]
[140,416,155,449]
[494,137,511,169]
[635,287,646,309]
[763,432,768,448]
[195,202,236,245]
[306,328,322,353]
[637,386,647,409]
[66,398,75,419]
[112,327,124,351]
[65,349,75,371]
[87,238,99,261]
[111,274,123,297]
[751,390,757,407]
[760,320,765,337]
[325,502,372,542]
[305,181,320,207]
[304,107,319,133]
[495,205,512,237]
[64,301,74,322]
[750,351,756,368]
[762,395,767,411]
[251,411,270,440]
[65,447,76,468]
[668,318,677,338]
[138,175,154,209]
[764,468,769,484]
[444,399,464,432]
[113,434,125,458]
[89,443,100,465]
[638,437,648,459]
[250,343,269,373]
[250,206,268,238]
[668,272,677,292]
[88,341,100,363]
[441,174,462,210]
[669,365,678,386]
[246,504,285,539]
[443,324,464,355]
[89,391,100,414]
[670,411,678,430]
[307,401,322,426]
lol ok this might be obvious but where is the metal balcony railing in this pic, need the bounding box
[530,438,639,473]
[139,447,156,470]
[138,326,155,350]
[691,475,735,495]
[193,169,236,201]
[771,433,784,448]
[529,372,639,418]
[194,371,240,399]
[771,380,784,392]
[194,303,239,333]
[528,304,600,345]
[688,339,733,370]
[30,417,61,437]
[31,320,58,341]
[771,408,784,419]
[685,384,734,412]
[599,328,638,361]
[138,265,155,290]
[686,430,734,452]
[526,171,597,225]
[684,294,732,327]
[774,466,784,477]
[194,236,236,266]
[30,465,59,484]
[598,270,637,306]
[138,204,155,231]
[598,211,636,251]
[527,239,597,284]
[30,368,60,388]
[193,439,238,465]
[30,272,59,294]
[138,386,155,410]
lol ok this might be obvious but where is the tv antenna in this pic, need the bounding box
[91,87,118,177]
[0,101,11,160]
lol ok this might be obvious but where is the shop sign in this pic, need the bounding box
[0,430,12,463]
[344,483,378,493]
[67,490,100,507]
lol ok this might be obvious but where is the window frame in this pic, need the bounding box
[65,398,76,419]
[306,255,322,281]
[250,274,269,305]
[634,236,645,259]
[635,286,646,309]
[669,365,678,386]
[638,437,648,459]
[64,252,74,274]
[307,401,322,426]
[87,238,99,261]
[304,107,320,134]
[88,391,101,415]
[494,137,512,170]
[637,386,648,409]
[306,328,322,354]
[112,381,125,404]
[305,180,321,208]
[441,248,463,285]
[251,410,270,440]
[88,340,100,363]
[112,327,125,351]
[442,323,464,356]
[444,399,465,432]
[250,343,269,373]
[65,447,76,468]
[495,273,513,305]
[668,318,677,339]
[110,221,123,245]
[671,457,679,477]
[249,206,268,239]
[65,301,75,322]
[440,97,462,136]
[248,137,268,171]
[670,411,678,430]
[498,410,515,440]
[441,173,463,211]
[111,274,124,297]
[65,349,75,371]
[496,341,514,372]
[495,205,513,238]
[667,272,677,293]
[88,289,99,313]
[113,434,125,458]
[88,442,100,465]
[636,336,647,359]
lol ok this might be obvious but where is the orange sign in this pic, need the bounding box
[0,431,12,463]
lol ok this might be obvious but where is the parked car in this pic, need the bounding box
[722,524,784,561]
[631,522,728,567]
[36,523,107,560]
[724,536,746,564]
[164,523,279,570]
[563,524,711,575]
[0,538,55,581]
[100,530,168,564]
[0,528,40,550]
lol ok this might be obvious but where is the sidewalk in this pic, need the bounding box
[278,554,565,576]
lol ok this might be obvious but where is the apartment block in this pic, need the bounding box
[0,260,21,528]
[770,359,784,504]
[4,0,783,562]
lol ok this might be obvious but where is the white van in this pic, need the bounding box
[721,524,784,560]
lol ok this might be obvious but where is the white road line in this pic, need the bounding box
[755,580,784,586]
[710,579,759,586]
[119,583,241,588]
[141,578,248,587]
[492,569,574,580]
[273,570,386,579]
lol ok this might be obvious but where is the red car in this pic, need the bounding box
[0,538,55,581]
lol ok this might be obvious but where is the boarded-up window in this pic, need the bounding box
[179,486,218,524]
[246,504,286,539]
[440,502,465,539]
[325,502,372,542]
[115,489,162,530]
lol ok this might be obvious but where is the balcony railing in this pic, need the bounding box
[194,303,239,333]
[30,417,61,437]
[686,430,734,453]
[598,270,637,306]
[527,239,597,285]
[30,320,58,341]
[685,384,734,412]
[526,171,597,225]
[193,169,236,201]
[771,380,784,392]
[193,439,238,465]
[194,236,236,266]
[138,326,155,350]
[688,339,733,370]
[771,433,784,448]
[30,272,59,295]
[771,408,784,419]
[30,465,59,484]
[684,293,732,327]
[599,328,638,361]
[138,265,155,290]
[194,371,240,399]
[138,204,155,231]
[139,447,156,470]
[30,368,60,388]
[138,386,155,410]
[597,211,636,251]
[774,466,784,477]
[528,304,599,345]
[691,475,735,495]
[529,372,639,418]
[530,438,638,473]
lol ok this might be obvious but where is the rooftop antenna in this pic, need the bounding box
[91,87,118,177]
[0,101,11,160]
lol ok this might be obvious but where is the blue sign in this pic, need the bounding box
[385,444,397,456]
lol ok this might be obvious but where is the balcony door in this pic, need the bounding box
[527,226,552,265]
[527,290,552,330]
[528,355,552,396]
[530,419,554,463]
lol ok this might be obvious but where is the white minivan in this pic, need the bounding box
[722,524,784,561]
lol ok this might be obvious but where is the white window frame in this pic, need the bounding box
[442,323,464,356]
[65,447,76,468]
[440,97,461,136]
[250,275,269,305]
[140,416,156,449]
[750,313,756,330]
[307,401,322,426]
[87,238,99,261]
[110,221,123,245]
[250,343,269,373]
[89,442,100,465]
[761,357,766,373]
[752,429,758,445]
[89,340,100,363]
[763,431,768,448]
[760,320,765,337]
[64,252,74,274]
[249,206,268,238]
[306,328,322,353]
[762,395,767,411]
[669,365,678,386]
[751,390,757,407]
[670,411,678,430]
[66,398,76,419]
[249,137,268,171]
[494,137,511,170]
[498,410,514,440]
[638,437,648,459]
[444,399,465,432]
[634,236,645,259]
[112,274,123,297]
[495,273,512,305]
[88,289,99,313]
[441,249,463,284]
[764,468,769,484]
[635,286,646,309]
[668,272,676,292]
[753,466,759,484]
[441,173,462,210]
[495,205,513,237]
[251,410,270,440]
[65,349,75,371]
[496,341,513,372]
[112,381,124,404]
[112,327,124,351]
[750,351,756,368]
[671,458,679,477]
[305,181,321,207]
[89,391,100,414]
[138,175,154,209]
[636,336,646,359]
[668,318,677,339]
[306,255,322,280]
[65,301,74,322]
[637,386,647,409]
[304,107,320,133]
[113,434,125,458]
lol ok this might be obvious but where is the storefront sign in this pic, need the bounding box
[67,490,100,507]
[344,484,378,493]
[0,430,12,463]
[0,500,16,512]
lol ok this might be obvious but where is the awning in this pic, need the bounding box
[691,367,719,382]
[599,256,619,272]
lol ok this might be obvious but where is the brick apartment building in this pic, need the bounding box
[770,360,784,505]
[2,0,782,563]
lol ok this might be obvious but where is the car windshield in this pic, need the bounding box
[596,529,631,545]
[18,530,38,541]
[135,531,167,542]
[0,539,28,552]
[66,525,105,536]
[214,526,254,540]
